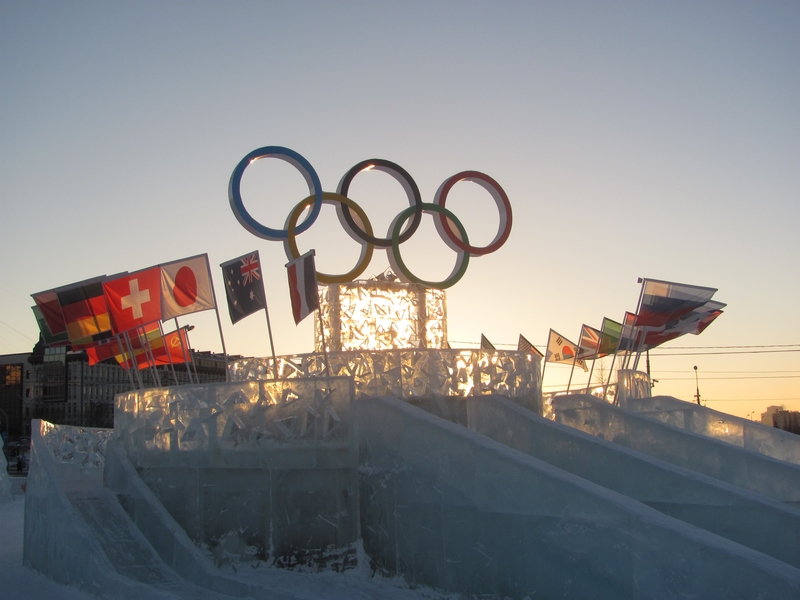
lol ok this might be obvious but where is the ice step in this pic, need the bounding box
[68,489,239,599]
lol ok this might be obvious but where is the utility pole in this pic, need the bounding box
[693,365,701,405]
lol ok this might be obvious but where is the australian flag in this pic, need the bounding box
[221,251,267,324]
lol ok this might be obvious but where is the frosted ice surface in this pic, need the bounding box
[0,436,13,503]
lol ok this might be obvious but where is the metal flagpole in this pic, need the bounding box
[173,318,195,384]
[209,284,229,382]
[116,333,138,390]
[263,304,279,379]
[139,326,162,388]
[182,325,201,383]
[623,278,647,371]
[123,330,144,389]
[158,321,179,386]
[540,330,552,397]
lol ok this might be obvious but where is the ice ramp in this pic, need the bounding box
[23,421,251,599]
[466,394,800,568]
[358,396,800,599]
[622,395,800,466]
[552,394,800,508]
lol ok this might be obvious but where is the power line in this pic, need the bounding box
[657,370,800,374]
[656,375,800,381]
[651,349,800,356]
[0,320,36,343]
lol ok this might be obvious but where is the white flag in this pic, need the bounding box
[545,329,587,371]
[160,254,216,320]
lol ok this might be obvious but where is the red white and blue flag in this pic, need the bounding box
[636,278,717,328]
[221,251,267,324]
[286,250,319,325]
[577,324,602,360]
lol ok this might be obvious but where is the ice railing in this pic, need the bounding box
[229,349,541,400]
[614,370,652,406]
[114,377,355,463]
[39,421,112,472]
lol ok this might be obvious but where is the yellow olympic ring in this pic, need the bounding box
[284,192,375,285]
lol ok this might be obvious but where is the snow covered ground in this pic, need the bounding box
[0,492,454,600]
[1,495,95,600]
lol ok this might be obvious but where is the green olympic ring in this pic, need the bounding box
[387,203,470,289]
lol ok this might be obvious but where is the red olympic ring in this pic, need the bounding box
[433,171,512,257]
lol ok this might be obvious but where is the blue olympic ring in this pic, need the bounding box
[228,146,323,241]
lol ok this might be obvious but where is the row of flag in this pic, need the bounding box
[30,249,320,373]
[481,278,724,381]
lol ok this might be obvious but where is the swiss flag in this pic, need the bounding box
[103,267,163,333]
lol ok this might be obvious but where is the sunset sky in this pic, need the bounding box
[1,1,797,419]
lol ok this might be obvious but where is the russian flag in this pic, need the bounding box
[286,250,320,324]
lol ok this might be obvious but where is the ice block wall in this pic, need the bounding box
[467,395,800,568]
[357,396,800,599]
[624,395,800,465]
[552,394,800,507]
[114,376,360,570]
[230,349,541,414]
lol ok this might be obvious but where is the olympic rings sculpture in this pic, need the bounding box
[228,146,512,290]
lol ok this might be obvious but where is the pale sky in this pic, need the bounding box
[1,1,798,419]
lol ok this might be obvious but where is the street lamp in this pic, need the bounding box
[693,365,701,406]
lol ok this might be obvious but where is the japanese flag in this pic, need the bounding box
[160,254,216,320]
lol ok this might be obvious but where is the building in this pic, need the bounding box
[1,343,230,441]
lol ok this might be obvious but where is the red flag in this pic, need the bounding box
[104,268,163,334]
[286,250,319,325]
[31,289,67,335]
[152,329,192,366]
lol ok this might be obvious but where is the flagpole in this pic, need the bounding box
[263,304,279,379]
[139,326,162,388]
[208,283,230,383]
[622,278,646,371]
[540,329,552,399]
[124,331,144,389]
[117,333,138,390]
[158,321,179,386]
[173,318,195,385]
[183,326,201,383]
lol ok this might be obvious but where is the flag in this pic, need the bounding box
[636,278,717,328]
[286,250,319,325]
[545,329,587,371]
[640,300,726,350]
[154,329,192,366]
[518,334,544,358]
[222,251,266,324]
[480,334,495,350]
[85,337,123,366]
[113,324,163,370]
[31,305,70,347]
[56,277,114,344]
[160,254,216,320]
[31,289,67,336]
[577,325,602,360]
[618,312,639,352]
[103,268,163,334]
[598,318,622,356]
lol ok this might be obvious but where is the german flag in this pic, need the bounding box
[56,277,113,345]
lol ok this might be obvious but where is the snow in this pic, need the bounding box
[1,491,454,600]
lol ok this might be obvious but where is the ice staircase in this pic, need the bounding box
[23,380,800,600]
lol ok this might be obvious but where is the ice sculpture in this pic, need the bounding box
[0,436,12,502]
